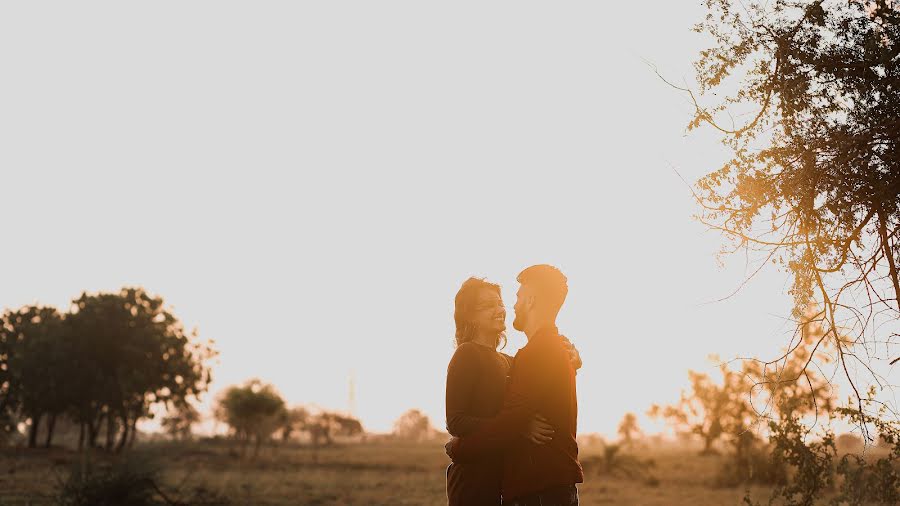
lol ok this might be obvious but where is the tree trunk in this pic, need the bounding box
[877,209,900,310]
[127,417,138,448]
[116,415,129,453]
[701,434,715,455]
[105,415,115,452]
[27,414,41,449]
[44,413,57,448]
[89,412,103,448]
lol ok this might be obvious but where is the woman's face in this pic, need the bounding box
[472,289,506,337]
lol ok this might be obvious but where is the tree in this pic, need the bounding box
[0,305,70,448]
[305,411,364,446]
[392,409,434,441]
[278,406,310,442]
[742,309,837,423]
[677,0,900,422]
[649,363,755,455]
[65,288,216,452]
[215,379,286,456]
[616,413,643,446]
[161,402,201,441]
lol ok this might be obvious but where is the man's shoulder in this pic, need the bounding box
[529,331,567,353]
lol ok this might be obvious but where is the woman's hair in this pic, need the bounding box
[453,277,506,350]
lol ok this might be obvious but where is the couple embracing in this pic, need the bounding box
[445,264,584,506]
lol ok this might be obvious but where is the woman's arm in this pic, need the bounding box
[445,344,488,437]
[501,339,580,372]
[561,335,583,373]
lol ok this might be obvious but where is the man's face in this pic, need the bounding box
[512,284,533,332]
[473,289,506,336]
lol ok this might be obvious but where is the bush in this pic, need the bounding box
[582,443,657,485]
[832,407,900,506]
[714,444,788,488]
[56,453,232,506]
[56,456,164,506]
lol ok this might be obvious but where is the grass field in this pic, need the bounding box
[0,439,792,506]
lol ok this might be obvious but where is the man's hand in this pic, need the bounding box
[445,436,460,460]
[561,335,582,372]
[522,414,554,445]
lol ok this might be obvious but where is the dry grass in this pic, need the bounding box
[0,440,779,505]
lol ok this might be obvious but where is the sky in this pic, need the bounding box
[1,2,888,436]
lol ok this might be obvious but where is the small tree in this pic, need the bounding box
[617,413,642,447]
[215,380,285,457]
[278,406,310,442]
[649,363,754,455]
[161,402,201,441]
[306,411,364,446]
[0,305,69,448]
[392,409,434,441]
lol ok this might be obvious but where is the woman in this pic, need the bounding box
[445,277,579,506]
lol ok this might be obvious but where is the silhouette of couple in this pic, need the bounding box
[445,265,583,506]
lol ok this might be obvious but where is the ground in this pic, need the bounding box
[0,439,854,505]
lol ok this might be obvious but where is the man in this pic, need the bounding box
[445,264,583,506]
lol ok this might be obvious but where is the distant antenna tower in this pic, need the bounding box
[348,371,357,417]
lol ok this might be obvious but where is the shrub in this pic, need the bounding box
[56,453,232,506]
[56,456,164,506]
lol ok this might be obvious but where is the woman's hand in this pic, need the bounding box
[562,335,582,372]
[523,414,554,445]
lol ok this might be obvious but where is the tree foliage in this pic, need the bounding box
[617,412,643,446]
[681,0,900,415]
[305,411,364,446]
[160,402,201,441]
[649,362,758,455]
[680,0,900,500]
[0,305,68,448]
[650,321,836,460]
[214,379,285,456]
[0,287,216,451]
[278,406,310,442]
[392,409,435,441]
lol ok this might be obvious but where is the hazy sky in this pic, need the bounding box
[2,2,876,435]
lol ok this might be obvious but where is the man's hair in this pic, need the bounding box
[453,277,506,349]
[517,264,568,318]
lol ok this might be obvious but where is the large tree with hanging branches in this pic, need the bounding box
[673,0,899,429]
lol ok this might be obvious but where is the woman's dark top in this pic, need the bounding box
[445,341,513,506]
